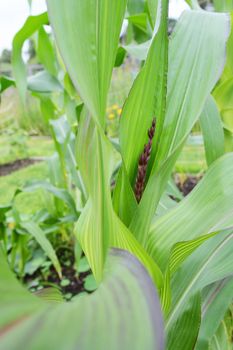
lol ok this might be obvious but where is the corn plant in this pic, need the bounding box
[1,0,233,349]
[0,15,84,275]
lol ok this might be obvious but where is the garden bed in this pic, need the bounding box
[0,158,41,176]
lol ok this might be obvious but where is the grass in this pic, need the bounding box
[175,135,206,175]
[0,162,49,213]
[0,88,48,135]
[0,134,54,165]
[175,145,206,174]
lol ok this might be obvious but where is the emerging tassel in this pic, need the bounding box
[134,118,156,203]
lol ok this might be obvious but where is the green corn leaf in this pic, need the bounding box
[185,0,201,9]
[213,0,233,12]
[12,12,49,103]
[166,179,183,201]
[23,180,78,218]
[127,13,149,34]
[46,0,127,127]
[0,248,164,350]
[130,9,230,247]
[166,230,233,350]
[34,287,64,303]
[119,0,168,186]
[127,0,145,15]
[75,111,163,287]
[213,77,233,151]
[200,95,225,166]
[147,0,158,27]
[0,76,15,93]
[213,78,233,113]
[166,292,202,350]
[195,277,233,350]
[213,78,233,144]
[209,321,231,350]
[123,40,151,60]
[147,153,233,272]
[221,13,233,81]
[37,26,58,77]
[20,221,62,278]
[27,70,62,93]
[161,231,219,313]
[49,115,85,193]
[114,0,168,225]
[154,193,177,218]
[0,248,43,329]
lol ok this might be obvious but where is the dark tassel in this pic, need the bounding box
[134,118,156,203]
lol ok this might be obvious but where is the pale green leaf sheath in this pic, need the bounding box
[0,248,164,350]
[12,12,49,103]
[46,0,127,127]
[75,112,163,287]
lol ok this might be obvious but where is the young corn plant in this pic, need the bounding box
[1,1,233,349]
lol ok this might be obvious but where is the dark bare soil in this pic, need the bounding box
[48,246,90,296]
[0,159,41,176]
[24,245,90,299]
[177,175,202,196]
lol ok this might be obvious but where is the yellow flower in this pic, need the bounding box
[8,222,15,230]
[108,113,115,120]
[117,108,122,115]
[112,104,119,110]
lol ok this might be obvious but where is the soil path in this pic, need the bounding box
[0,158,41,177]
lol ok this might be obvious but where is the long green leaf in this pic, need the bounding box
[0,247,43,329]
[127,0,145,15]
[12,12,48,102]
[37,26,58,76]
[23,180,78,218]
[119,0,168,186]
[27,70,62,93]
[147,0,158,27]
[0,76,15,93]
[213,0,233,12]
[221,13,233,81]
[114,0,168,225]
[21,222,62,278]
[46,0,127,126]
[166,230,233,350]
[0,248,164,350]
[129,10,230,246]
[209,321,231,350]
[200,95,225,166]
[213,77,233,151]
[147,153,233,272]
[166,292,201,350]
[195,278,233,349]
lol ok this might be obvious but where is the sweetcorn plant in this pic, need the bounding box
[1,0,233,349]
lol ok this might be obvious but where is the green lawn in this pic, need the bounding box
[0,134,54,165]
[175,144,206,174]
[0,162,49,214]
